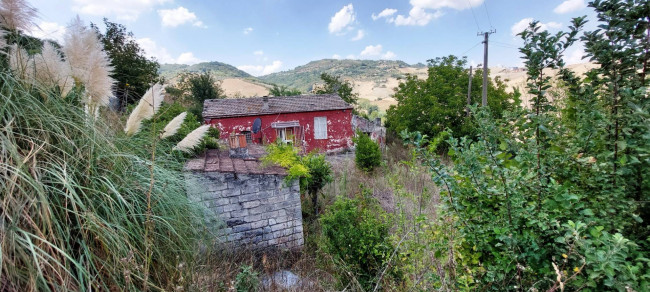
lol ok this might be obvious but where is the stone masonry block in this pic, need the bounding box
[232,223,251,233]
[222,187,241,197]
[242,200,261,208]
[250,220,267,229]
[244,214,262,222]
[230,209,249,218]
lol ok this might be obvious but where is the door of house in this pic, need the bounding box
[277,127,294,145]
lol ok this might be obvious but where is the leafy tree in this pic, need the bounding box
[91,19,160,107]
[269,84,301,96]
[385,55,514,148]
[314,73,358,105]
[167,71,225,117]
[353,131,382,172]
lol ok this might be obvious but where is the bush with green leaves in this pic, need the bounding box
[234,265,259,292]
[320,188,400,290]
[353,131,382,172]
[402,2,650,289]
[262,141,332,215]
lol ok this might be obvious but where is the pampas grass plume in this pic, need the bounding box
[8,44,32,80]
[173,125,210,152]
[160,112,187,139]
[0,0,37,32]
[124,83,164,135]
[63,16,115,108]
[32,42,74,96]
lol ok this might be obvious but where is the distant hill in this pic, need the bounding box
[258,59,426,92]
[159,61,253,79]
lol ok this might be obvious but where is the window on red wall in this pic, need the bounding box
[314,117,327,139]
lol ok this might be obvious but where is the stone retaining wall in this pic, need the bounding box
[185,171,304,249]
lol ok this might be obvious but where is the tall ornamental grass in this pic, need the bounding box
[0,72,202,291]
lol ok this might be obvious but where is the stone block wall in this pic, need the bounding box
[185,171,304,249]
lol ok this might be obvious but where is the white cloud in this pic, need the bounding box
[29,21,65,43]
[158,7,205,28]
[388,0,482,26]
[350,29,365,41]
[332,54,342,59]
[137,37,202,65]
[237,60,283,76]
[359,44,397,60]
[243,27,253,34]
[360,44,383,56]
[72,0,170,21]
[176,52,202,65]
[393,6,442,26]
[253,50,264,55]
[382,51,397,59]
[511,18,562,36]
[410,0,484,10]
[345,54,356,59]
[554,0,586,14]
[329,4,356,34]
[565,43,586,64]
[372,8,397,20]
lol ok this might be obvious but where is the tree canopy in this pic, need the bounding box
[385,55,515,142]
[269,84,301,96]
[92,18,160,107]
[314,73,358,106]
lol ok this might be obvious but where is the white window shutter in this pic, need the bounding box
[314,117,327,139]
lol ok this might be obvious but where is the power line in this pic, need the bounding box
[467,0,481,31]
[483,1,494,29]
[460,41,483,56]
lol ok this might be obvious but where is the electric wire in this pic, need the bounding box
[483,0,494,29]
[467,0,481,31]
[460,41,483,57]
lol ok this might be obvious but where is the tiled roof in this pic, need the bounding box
[202,94,353,119]
[184,146,286,175]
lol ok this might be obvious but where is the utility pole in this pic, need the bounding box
[466,65,472,116]
[478,29,495,106]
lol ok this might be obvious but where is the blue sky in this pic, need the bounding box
[28,0,595,76]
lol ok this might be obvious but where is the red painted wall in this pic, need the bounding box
[206,109,354,153]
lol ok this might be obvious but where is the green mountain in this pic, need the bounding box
[258,59,425,92]
[158,61,252,79]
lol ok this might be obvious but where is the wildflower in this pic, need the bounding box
[562,253,568,259]
[573,266,580,273]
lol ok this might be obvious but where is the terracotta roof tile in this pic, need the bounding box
[202,94,353,119]
[184,148,287,175]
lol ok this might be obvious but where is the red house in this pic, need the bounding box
[202,94,354,153]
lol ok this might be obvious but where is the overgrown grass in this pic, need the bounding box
[0,72,202,291]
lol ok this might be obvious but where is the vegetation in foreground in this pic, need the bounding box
[2,0,649,291]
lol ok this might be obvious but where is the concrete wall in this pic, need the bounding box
[185,171,304,249]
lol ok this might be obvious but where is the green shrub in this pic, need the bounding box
[353,131,382,172]
[234,265,259,292]
[320,188,398,290]
[262,142,332,215]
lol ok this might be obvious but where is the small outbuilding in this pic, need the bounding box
[184,143,304,250]
[202,94,354,154]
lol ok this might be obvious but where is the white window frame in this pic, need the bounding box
[314,116,327,139]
